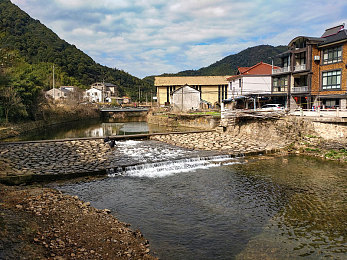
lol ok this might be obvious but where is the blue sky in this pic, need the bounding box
[11,0,347,78]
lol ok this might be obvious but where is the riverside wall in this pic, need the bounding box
[147,112,220,130]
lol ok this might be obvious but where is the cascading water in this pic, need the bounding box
[106,140,243,178]
[108,155,242,178]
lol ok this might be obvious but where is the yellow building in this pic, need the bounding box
[155,76,230,106]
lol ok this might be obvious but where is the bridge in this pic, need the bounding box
[99,107,150,112]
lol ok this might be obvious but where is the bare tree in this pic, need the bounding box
[0,85,27,123]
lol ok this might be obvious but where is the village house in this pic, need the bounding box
[46,87,71,100]
[227,62,280,97]
[84,87,103,103]
[272,24,347,110]
[91,82,118,97]
[171,85,201,112]
[155,76,230,107]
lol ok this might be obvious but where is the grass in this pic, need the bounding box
[305,134,319,138]
[305,148,321,152]
[325,149,347,160]
[189,111,221,116]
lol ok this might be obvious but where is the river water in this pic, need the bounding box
[4,119,195,142]
[57,145,347,259]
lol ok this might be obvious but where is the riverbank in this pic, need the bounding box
[0,103,99,140]
[0,183,157,259]
[150,116,347,162]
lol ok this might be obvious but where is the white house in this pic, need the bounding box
[84,87,103,103]
[227,62,280,98]
[172,85,201,112]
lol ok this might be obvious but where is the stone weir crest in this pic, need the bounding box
[0,131,234,185]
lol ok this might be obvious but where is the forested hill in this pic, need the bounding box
[144,45,288,82]
[0,0,152,96]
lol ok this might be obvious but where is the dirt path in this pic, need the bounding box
[0,184,157,259]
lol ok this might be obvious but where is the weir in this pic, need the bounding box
[0,134,245,185]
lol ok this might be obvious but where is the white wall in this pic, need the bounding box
[228,76,272,97]
[85,88,102,102]
[172,86,200,111]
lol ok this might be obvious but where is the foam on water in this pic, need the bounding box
[108,155,242,178]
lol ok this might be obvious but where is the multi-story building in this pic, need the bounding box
[272,24,347,109]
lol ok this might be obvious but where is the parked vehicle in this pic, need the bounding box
[261,104,284,111]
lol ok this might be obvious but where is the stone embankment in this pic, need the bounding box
[150,131,288,155]
[0,138,223,184]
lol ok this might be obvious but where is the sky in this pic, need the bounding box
[11,0,347,79]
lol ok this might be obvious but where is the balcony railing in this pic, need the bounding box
[272,66,290,74]
[294,64,306,71]
[292,86,308,93]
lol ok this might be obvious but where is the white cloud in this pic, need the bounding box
[10,0,347,78]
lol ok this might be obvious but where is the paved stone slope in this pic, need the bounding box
[150,131,289,154]
[0,139,222,184]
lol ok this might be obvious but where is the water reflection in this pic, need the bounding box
[3,120,195,142]
[57,155,347,259]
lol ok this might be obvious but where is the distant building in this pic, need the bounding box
[60,86,76,92]
[172,85,201,112]
[84,87,103,103]
[46,87,70,100]
[227,62,279,98]
[113,96,131,105]
[155,76,230,106]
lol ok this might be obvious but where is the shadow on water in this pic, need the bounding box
[56,155,346,259]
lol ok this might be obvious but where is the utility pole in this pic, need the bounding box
[138,85,141,103]
[52,64,55,100]
[150,91,153,107]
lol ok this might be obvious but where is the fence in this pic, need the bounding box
[290,108,347,118]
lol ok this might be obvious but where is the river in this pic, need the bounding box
[5,120,346,259]
[4,119,195,142]
[56,144,347,259]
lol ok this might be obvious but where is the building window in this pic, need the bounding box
[322,70,341,90]
[295,52,306,65]
[323,46,342,64]
[273,77,288,92]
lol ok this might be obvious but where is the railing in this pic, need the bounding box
[272,66,291,74]
[291,108,347,118]
[294,64,306,71]
[291,86,308,93]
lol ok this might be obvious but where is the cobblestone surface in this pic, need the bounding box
[0,139,222,181]
[150,131,289,154]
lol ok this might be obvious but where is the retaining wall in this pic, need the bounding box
[147,113,220,130]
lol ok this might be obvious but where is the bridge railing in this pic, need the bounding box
[290,108,347,118]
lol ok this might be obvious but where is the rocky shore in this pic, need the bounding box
[0,183,157,259]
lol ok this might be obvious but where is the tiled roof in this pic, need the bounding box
[237,67,250,74]
[154,76,230,86]
[321,24,345,38]
[239,62,279,75]
[319,29,347,46]
[105,83,117,87]
[227,62,279,81]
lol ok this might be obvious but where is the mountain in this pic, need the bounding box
[144,45,288,83]
[0,0,153,97]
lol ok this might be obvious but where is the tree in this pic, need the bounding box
[0,85,27,123]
